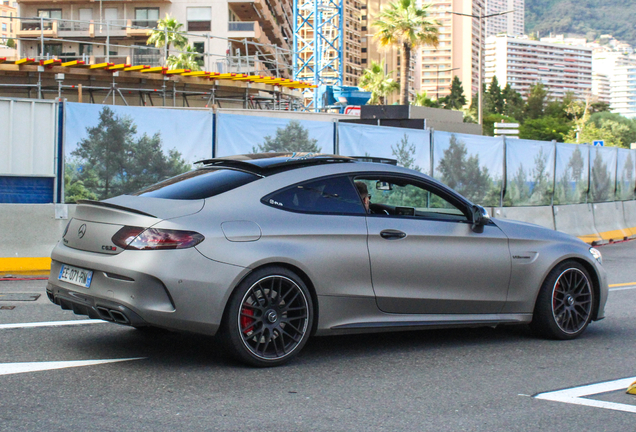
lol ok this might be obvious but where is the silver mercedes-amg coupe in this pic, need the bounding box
[48,153,608,366]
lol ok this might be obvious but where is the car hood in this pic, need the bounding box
[491,217,586,246]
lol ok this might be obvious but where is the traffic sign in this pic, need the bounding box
[593,140,604,147]
[494,122,520,128]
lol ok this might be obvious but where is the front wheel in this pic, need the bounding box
[223,267,313,367]
[530,261,595,340]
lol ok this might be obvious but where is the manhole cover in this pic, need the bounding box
[0,293,41,301]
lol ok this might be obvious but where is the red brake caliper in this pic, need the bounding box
[241,306,255,333]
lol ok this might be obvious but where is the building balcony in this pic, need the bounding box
[228,0,290,50]
[16,19,58,38]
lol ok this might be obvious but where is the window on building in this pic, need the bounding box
[1,24,5,32]
[134,8,159,27]
[193,41,205,67]
[187,7,211,31]
[38,9,62,19]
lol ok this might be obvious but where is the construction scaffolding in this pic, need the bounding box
[293,0,344,110]
[0,15,312,109]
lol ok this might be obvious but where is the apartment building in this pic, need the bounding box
[484,34,592,100]
[592,72,610,104]
[1,1,17,44]
[15,0,293,76]
[610,66,636,118]
[414,0,484,104]
[485,0,523,37]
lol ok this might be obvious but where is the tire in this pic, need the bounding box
[530,260,595,340]
[223,266,314,367]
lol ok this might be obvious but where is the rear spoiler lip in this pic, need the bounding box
[76,200,158,218]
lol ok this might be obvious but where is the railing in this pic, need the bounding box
[20,19,54,31]
[9,15,293,78]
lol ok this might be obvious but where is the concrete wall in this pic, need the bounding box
[0,204,75,273]
[493,206,555,230]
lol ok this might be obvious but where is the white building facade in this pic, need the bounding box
[610,66,636,118]
[485,34,592,99]
[485,0,523,37]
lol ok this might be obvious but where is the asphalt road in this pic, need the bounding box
[0,241,635,431]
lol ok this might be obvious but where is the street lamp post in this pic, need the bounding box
[447,8,514,125]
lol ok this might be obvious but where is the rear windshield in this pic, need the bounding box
[131,168,260,200]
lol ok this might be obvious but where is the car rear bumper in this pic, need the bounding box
[48,242,249,335]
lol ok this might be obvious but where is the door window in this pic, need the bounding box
[354,176,469,222]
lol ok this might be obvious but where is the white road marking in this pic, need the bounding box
[0,320,107,329]
[0,358,144,376]
[609,286,636,292]
[535,377,636,413]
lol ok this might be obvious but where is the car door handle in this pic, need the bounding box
[380,229,406,240]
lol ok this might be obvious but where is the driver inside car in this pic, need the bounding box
[355,181,372,213]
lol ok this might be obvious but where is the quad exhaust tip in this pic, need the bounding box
[96,306,130,324]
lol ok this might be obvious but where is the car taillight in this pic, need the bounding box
[111,226,204,250]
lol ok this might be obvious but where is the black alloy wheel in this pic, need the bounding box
[531,261,594,340]
[224,267,313,367]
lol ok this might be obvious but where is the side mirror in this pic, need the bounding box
[471,205,490,233]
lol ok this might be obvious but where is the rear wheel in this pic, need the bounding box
[531,261,594,340]
[223,267,313,367]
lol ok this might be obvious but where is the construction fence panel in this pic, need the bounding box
[215,112,336,157]
[589,145,617,203]
[0,98,58,203]
[616,148,636,201]
[432,131,504,207]
[554,142,589,205]
[505,138,555,207]
[63,103,213,202]
[337,123,431,175]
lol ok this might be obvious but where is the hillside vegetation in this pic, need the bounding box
[525,0,636,46]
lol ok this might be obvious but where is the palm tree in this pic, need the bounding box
[146,14,188,65]
[167,45,202,71]
[372,0,439,105]
[411,91,439,107]
[358,60,400,105]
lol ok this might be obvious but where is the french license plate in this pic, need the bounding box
[58,264,93,288]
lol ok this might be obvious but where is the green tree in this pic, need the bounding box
[437,134,495,204]
[484,76,504,115]
[391,134,422,171]
[501,84,524,120]
[68,107,190,201]
[590,111,636,147]
[590,151,613,202]
[411,91,440,107]
[441,76,467,110]
[524,83,549,119]
[554,147,587,205]
[6,38,15,49]
[64,160,98,203]
[166,45,202,71]
[520,116,572,141]
[373,0,439,104]
[617,152,635,200]
[146,14,189,65]
[253,120,320,153]
[483,113,517,137]
[358,60,400,105]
